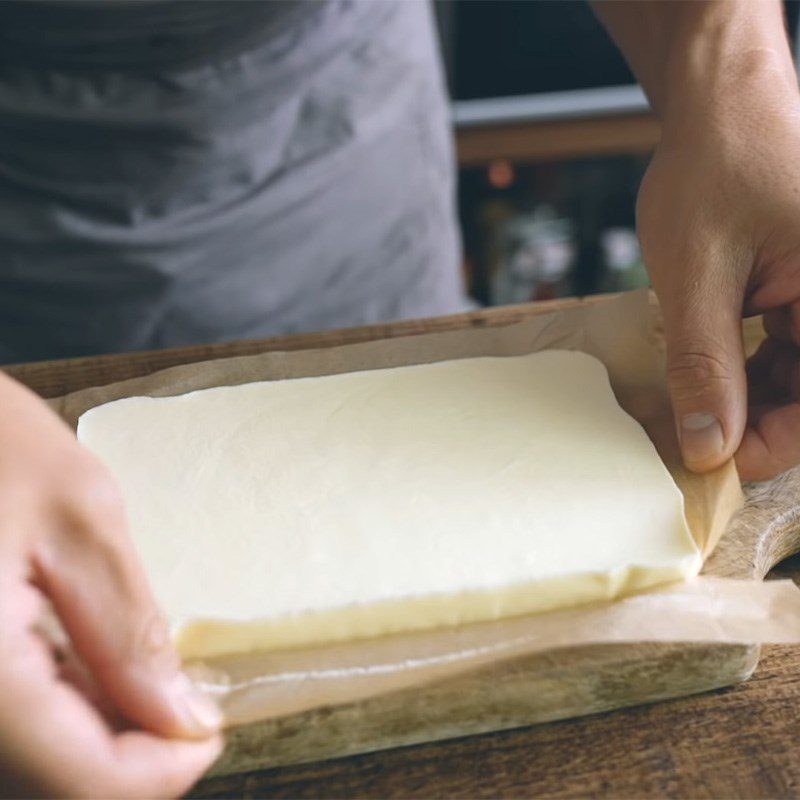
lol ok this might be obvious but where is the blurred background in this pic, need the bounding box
[437,0,800,307]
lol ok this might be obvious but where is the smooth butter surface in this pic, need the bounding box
[77,351,700,659]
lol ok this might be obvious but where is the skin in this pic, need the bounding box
[593,0,800,481]
[2,1,799,795]
[0,373,222,798]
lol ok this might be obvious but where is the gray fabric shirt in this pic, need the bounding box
[0,0,468,363]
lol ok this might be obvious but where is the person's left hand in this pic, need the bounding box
[637,69,800,482]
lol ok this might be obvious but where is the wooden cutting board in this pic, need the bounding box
[7,296,800,779]
[207,468,800,777]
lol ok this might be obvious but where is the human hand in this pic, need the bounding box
[636,56,800,481]
[0,373,222,798]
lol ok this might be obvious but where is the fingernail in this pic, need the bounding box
[170,672,223,735]
[680,412,725,465]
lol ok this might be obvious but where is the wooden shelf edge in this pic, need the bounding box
[456,112,661,165]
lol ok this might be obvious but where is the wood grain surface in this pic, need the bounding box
[193,626,800,799]
[8,296,800,799]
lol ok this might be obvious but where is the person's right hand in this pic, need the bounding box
[635,60,800,482]
[0,372,222,798]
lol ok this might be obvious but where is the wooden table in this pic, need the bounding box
[8,299,800,800]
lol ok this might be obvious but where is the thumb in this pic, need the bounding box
[660,289,747,472]
[35,468,223,740]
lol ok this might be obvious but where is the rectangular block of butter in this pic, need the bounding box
[77,351,700,659]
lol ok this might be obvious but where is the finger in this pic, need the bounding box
[763,301,800,345]
[746,338,780,404]
[110,730,223,799]
[747,337,800,402]
[763,306,792,341]
[767,344,798,398]
[746,401,784,430]
[736,402,800,481]
[31,462,222,740]
[57,644,125,730]
[775,347,800,401]
[748,337,799,400]
[659,279,747,472]
[0,654,222,800]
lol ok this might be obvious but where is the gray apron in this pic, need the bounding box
[0,0,467,363]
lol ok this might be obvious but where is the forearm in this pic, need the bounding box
[591,1,798,129]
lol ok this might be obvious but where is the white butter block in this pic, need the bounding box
[77,351,700,659]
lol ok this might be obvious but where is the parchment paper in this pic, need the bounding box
[51,289,800,726]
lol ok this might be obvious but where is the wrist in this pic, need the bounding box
[659,2,798,139]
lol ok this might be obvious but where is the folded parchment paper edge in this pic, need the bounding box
[49,289,800,726]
